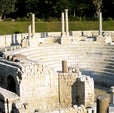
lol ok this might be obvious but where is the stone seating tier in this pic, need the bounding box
[4,42,114,87]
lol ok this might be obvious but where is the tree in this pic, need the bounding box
[36,0,71,20]
[25,0,39,14]
[92,0,102,17]
[0,0,16,20]
[72,0,94,19]
[102,0,114,19]
[15,0,26,18]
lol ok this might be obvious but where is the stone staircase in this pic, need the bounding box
[4,42,114,88]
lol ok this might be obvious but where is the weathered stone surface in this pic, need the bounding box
[21,38,29,48]
[0,57,95,113]
[97,94,110,113]
[12,54,27,61]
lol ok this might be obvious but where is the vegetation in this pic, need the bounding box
[0,0,114,35]
[0,0,114,20]
[0,21,114,35]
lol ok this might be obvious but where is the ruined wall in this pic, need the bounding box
[58,73,78,107]
[0,58,21,95]
[0,87,20,113]
[76,75,95,107]
[0,58,95,113]
[1,30,114,48]
[58,73,95,108]
[20,61,59,111]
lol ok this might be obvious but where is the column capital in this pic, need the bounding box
[65,9,68,12]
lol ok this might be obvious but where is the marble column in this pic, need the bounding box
[65,9,69,37]
[111,86,114,104]
[28,24,31,39]
[32,13,35,37]
[97,94,110,113]
[61,12,65,37]
[99,12,102,36]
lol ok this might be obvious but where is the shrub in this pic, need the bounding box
[107,17,113,21]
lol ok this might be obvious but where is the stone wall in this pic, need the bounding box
[0,58,95,113]
[20,61,59,111]
[58,73,94,108]
[0,58,21,95]
[58,73,78,107]
[0,87,20,113]
[1,30,114,48]
[76,75,94,107]
[0,58,59,112]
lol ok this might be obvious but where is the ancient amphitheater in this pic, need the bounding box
[0,12,114,113]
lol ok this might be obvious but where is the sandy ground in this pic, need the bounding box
[94,85,111,101]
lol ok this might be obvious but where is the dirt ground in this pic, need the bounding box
[94,86,111,101]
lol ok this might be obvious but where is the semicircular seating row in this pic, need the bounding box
[14,42,114,87]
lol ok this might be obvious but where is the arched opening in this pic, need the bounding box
[7,75,16,93]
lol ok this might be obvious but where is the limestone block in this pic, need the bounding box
[12,54,27,61]
[21,38,29,48]
[60,37,72,44]
[76,75,94,107]
[105,36,112,44]
[96,36,105,43]
[28,38,39,47]
[97,94,110,113]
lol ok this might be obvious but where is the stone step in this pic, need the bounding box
[23,49,113,60]
[13,44,114,61]
[81,69,114,87]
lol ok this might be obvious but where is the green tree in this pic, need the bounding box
[92,0,102,17]
[102,0,114,19]
[0,0,16,20]
[73,0,94,19]
[25,0,39,14]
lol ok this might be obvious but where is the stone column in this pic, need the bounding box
[62,60,68,73]
[111,86,114,104]
[97,94,110,113]
[108,86,114,113]
[28,25,31,39]
[87,108,93,113]
[61,12,65,37]
[65,9,69,37]
[32,13,35,37]
[99,12,102,36]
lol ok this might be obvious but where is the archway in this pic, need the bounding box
[7,75,16,93]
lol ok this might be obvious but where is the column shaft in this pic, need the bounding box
[28,25,31,39]
[65,9,69,37]
[99,12,102,36]
[97,94,110,113]
[32,14,35,37]
[111,86,114,104]
[61,12,65,37]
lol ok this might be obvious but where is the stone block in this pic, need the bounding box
[28,38,39,47]
[96,36,105,43]
[109,104,114,113]
[12,54,27,61]
[60,37,72,44]
[21,38,29,48]
[97,94,110,113]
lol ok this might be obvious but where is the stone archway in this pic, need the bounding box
[7,75,16,93]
